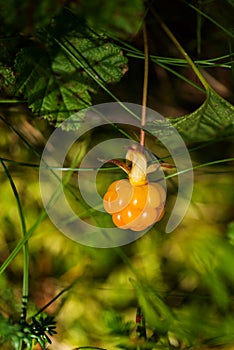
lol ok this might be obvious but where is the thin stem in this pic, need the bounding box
[140,21,149,147]
[165,157,234,180]
[33,286,71,318]
[151,8,209,92]
[0,160,26,234]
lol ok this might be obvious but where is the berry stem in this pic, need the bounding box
[140,21,149,148]
[107,159,131,175]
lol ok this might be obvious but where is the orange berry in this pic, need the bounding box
[103,178,166,231]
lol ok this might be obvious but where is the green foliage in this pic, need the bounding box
[17,314,57,349]
[1,0,234,139]
[0,3,132,125]
[171,87,234,142]
[0,1,234,350]
[0,313,56,349]
[14,10,128,127]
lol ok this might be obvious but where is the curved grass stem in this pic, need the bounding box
[151,8,210,92]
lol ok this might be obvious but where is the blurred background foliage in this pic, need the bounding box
[0,0,234,349]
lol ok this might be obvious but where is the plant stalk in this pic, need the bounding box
[140,21,149,147]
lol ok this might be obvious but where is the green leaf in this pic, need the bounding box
[130,278,173,334]
[170,88,234,142]
[15,44,92,127]
[15,12,128,128]
[70,0,144,39]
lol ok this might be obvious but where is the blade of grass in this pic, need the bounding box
[0,157,39,168]
[166,157,234,179]
[0,159,29,350]
[0,99,26,103]
[127,52,234,69]
[152,59,206,93]
[0,160,26,234]
[0,156,124,172]
[0,211,47,275]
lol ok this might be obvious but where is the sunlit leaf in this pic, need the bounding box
[15,11,128,129]
[15,44,92,127]
[170,88,234,142]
